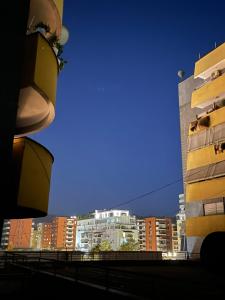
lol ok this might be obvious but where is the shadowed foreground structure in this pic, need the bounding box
[0,252,225,299]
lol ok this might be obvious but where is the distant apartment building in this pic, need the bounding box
[1,219,33,250]
[137,219,146,251]
[145,217,174,252]
[1,216,77,251]
[1,220,11,249]
[34,216,77,250]
[178,43,225,258]
[51,217,66,249]
[176,194,186,251]
[172,222,179,252]
[51,216,77,250]
[31,223,43,250]
[41,222,52,250]
[76,210,138,251]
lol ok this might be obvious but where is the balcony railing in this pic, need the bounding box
[191,73,225,108]
[186,176,225,202]
[27,0,63,39]
[188,106,225,136]
[194,42,225,79]
[187,144,225,171]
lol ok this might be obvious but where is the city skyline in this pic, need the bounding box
[32,0,225,216]
[1,209,179,254]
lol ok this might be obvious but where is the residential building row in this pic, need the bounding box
[0,208,182,253]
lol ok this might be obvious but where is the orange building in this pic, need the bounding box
[145,217,173,252]
[51,216,77,250]
[8,219,33,249]
[51,217,67,249]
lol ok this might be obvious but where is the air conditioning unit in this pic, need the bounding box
[211,69,221,80]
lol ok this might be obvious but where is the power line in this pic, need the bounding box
[109,160,225,210]
[109,178,182,210]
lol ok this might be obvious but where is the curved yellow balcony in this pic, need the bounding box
[6,137,54,218]
[186,215,225,237]
[27,0,63,39]
[191,74,225,108]
[194,42,225,79]
[16,32,58,136]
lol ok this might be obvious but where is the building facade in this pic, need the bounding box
[1,220,11,249]
[31,222,43,250]
[1,219,33,250]
[172,222,179,253]
[41,222,52,250]
[137,219,146,251]
[176,194,186,251]
[76,210,138,252]
[145,217,174,252]
[35,216,77,250]
[179,43,225,257]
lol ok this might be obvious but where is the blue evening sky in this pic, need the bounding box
[33,0,225,217]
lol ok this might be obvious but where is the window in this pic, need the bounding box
[204,202,224,216]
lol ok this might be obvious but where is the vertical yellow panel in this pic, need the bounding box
[54,0,64,20]
[17,139,53,214]
[34,34,58,106]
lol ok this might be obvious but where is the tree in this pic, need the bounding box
[91,243,101,252]
[99,240,112,251]
[91,240,112,252]
[119,238,139,251]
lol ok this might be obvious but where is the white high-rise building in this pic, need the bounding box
[76,209,138,252]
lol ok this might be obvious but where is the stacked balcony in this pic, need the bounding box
[17,32,58,136]
[17,0,64,136]
[3,0,64,219]
[186,42,225,243]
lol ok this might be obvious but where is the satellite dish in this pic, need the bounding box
[177,70,185,79]
[59,25,69,45]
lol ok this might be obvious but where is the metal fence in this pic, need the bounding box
[0,250,162,263]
